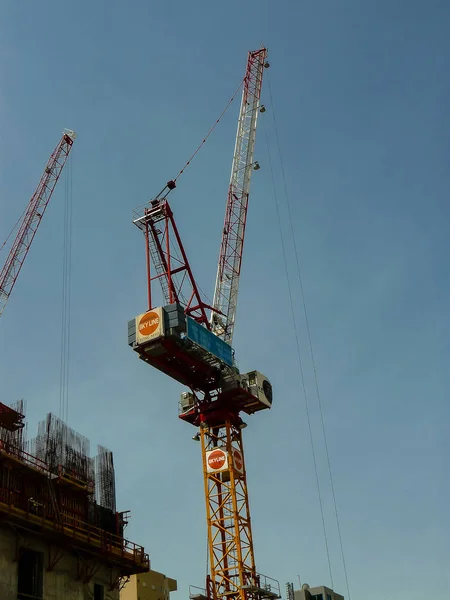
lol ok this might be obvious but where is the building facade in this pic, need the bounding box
[120,570,177,600]
[294,585,344,600]
[0,523,127,600]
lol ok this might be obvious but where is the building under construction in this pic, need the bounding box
[0,400,149,600]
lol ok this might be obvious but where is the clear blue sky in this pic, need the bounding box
[1,1,449,598]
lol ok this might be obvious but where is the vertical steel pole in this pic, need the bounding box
[144,221,152,311]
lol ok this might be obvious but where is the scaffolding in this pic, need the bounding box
[96,445,117,513]
[31,413,95,491]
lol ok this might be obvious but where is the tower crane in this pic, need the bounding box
[0,130,76,318]
[128,49,278,600]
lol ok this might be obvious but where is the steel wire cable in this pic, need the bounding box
[263,123,334,589]
[267,75,351,600]
[59,153,73,424]
[0,206,28,254]
[173,79,244,185]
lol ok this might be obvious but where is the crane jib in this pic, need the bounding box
[0,131,75,319]
[211,48,268,345]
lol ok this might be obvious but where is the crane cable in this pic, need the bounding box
[266,76,351,600]
[0,206,28,254]
[263,124,334,588]
[155,77,244,306]
[205,530,209,593]
[173,79,244,185]
[59,152,73,424]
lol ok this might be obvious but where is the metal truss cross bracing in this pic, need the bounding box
[201,420,257,600]
[133,198,216,326]
[0,130,76,318]
[211,48,267,344]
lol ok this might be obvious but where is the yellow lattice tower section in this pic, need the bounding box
[200,420,258,600]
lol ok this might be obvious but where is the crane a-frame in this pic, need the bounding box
[0,130,76,318]
[128,49,278,600]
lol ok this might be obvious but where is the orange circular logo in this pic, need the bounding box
[233,449,243,472]
[139,311,160,336]
[207,449,227,471]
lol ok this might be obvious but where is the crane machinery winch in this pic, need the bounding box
[128,48,278,600]
[0,129,76,318]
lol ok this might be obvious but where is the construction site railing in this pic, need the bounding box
[0,487,149,570]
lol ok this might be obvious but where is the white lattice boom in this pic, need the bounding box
[211,48,268,344]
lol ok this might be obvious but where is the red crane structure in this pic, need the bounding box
[129,49,278,600]
[0,130,76,318]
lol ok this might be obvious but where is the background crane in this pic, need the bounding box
[0,130,76,318]
[128,48,277,600]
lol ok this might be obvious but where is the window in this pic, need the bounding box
[94,583,105,600]
[311,595,323,600]
[17,549,43,600]
[326,595,332,600]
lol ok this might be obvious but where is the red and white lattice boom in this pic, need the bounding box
[211,49,269,344]
[0,130,76,317]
